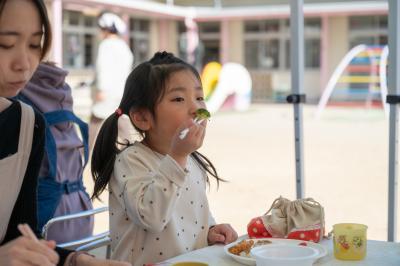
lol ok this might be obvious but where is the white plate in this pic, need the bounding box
[224,238,328,266]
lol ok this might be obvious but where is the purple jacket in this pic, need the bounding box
[22,63,93,243]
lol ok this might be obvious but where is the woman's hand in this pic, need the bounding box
[207,223,238,245]
[0,236,59,266]
[66,252,132,266]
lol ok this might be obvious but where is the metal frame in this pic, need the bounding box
[52,0,398,243]
[291,0,397,241]
[387,0,399,242]
[42,206,111,257]
[290,0,305,199]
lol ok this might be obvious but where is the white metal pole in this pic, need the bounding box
[290,0,305,199]
[51,0,63,66]
[387,0,400,242]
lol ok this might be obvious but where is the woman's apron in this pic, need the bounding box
[0,102,34,242]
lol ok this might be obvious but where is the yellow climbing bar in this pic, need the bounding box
[338,76,380,83]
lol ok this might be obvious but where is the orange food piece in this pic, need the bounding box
[228,239,254,256]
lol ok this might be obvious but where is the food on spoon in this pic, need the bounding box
[179,108,211,139]
[195,108,211,120]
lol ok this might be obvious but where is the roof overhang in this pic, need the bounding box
[63,0,388,20]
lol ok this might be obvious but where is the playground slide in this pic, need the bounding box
[201,62,222,100]
[205,62,252,113]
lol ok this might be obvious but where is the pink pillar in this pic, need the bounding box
[320,15,329,93]
[220,20,229,64]
[158,20,168,51]
[121,14,130,45]
[52,0,63,66]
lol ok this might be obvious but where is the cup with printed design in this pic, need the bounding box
[332,223,367,260]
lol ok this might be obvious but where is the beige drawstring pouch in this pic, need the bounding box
[248,196,325,242]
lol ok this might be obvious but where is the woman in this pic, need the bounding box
[90,12,133,149]
[0,0,129,265]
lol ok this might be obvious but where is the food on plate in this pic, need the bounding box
[253,239,273,247]
[225,238,328,265]
[228,239,272,257]
[228,239,254,256]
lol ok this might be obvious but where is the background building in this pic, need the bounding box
[45,0,388,103]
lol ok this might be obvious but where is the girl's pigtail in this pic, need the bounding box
[91,113,120,200]
[192,151,226,188]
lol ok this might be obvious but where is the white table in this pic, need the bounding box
[165,239,400,266]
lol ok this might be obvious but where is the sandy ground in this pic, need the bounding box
[82,103,400,243]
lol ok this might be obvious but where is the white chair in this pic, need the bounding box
[41,206,111,258]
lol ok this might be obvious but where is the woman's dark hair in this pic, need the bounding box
[0,0,52,60]
[91,51,224,200]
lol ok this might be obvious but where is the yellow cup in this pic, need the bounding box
[332,223,367,260]
[171,263,208,266]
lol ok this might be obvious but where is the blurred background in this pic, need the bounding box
[42,0,399,241]
[45,0,388,107]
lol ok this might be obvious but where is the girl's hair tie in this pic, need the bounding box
[115,108,123,117]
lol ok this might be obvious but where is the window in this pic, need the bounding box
[349,15,388,47]
[245,39,279,69]
[199,22,220,33]
[244,18,321,70]
[350,16,387,31]
[198,22,220,66]
[84,34,94,67]
[178,21,220,68]
[63,10,98,69]
[245,20,280,33]
[129,18,150,65]
[305,39,320,68]
[68,11,80,26]
[285,39,321,69]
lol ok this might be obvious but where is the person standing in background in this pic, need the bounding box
[90,12,134,149]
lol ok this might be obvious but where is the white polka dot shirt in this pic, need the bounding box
[109,142,216,266]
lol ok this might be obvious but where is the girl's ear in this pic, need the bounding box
[130,109,152,131]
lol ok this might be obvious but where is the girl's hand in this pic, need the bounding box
[71,253,132,266]
[0,236,59,266]
[170,119,207,167]
[207,223,238,245]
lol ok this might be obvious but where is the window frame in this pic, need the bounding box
[62,10,98,69]
[244,17,322,71]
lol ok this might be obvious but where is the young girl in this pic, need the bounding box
[91,52,238,265]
